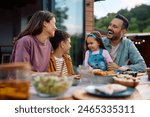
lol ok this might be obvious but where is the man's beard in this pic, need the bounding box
[107,35,119,41]
[107,31,124,41]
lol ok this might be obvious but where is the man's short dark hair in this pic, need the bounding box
[115,14,129,30]
[50,29,70,50]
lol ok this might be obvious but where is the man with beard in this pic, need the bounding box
[102,14,146,72]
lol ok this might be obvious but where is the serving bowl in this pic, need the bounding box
[31,73,72,97]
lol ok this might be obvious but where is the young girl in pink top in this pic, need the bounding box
[84,31,113,71]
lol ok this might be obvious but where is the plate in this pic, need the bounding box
[85,85,136,98]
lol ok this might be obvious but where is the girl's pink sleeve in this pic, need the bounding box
[103,49,113,64]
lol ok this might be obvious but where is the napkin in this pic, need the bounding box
[95,84,127,95]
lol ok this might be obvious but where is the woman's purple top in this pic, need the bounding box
[11,35,51,72]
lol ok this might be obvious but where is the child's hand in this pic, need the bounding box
[67,74,81,79]
[73,75,81,79]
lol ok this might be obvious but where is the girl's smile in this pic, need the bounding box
[86,36,100,52]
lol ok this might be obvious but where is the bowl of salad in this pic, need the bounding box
[31,73,72,97]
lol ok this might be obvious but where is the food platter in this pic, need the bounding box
[92,69,116,76]
[113,74,140,87]
[85,85,136,98]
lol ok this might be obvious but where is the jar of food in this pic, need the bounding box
[0,62,31,99]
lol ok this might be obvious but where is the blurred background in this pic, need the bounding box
[0,0,150,71]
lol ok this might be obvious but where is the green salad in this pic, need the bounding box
[32,75,71,96]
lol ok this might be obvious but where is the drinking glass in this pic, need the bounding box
[78,65,94,85]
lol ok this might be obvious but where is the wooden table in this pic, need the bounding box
[29,74,150,100]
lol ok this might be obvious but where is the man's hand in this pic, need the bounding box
[107,62,120,70]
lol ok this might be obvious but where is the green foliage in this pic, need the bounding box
[70,34,85,66]
[128,18,139,33]
[54,7,69,31]
[94,13,115,30]
[95,4,150,33]
[143,26,150,32]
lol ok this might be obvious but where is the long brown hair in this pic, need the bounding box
[14,10,55,44]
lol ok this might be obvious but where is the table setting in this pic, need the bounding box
[29,67,150,100]
[1,62,149,100]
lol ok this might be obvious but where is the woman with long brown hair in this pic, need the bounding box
[11,10,57,72]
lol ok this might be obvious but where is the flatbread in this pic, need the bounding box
[95,84,127,95]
